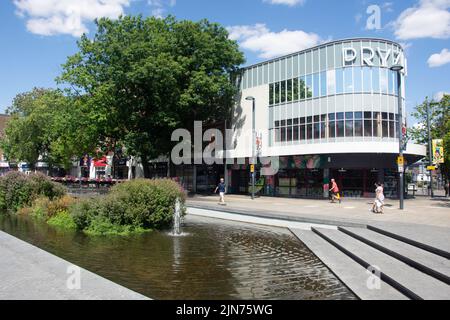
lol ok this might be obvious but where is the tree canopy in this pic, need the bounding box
[57,15,245,176]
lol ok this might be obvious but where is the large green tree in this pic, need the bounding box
[58,15,245,177]
[1,88,98,171]
[410,94,450,180]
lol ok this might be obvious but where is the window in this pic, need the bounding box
[281,81,286,103]
[287,126,293,141]
[345,112,353,137]
[314,123,320,139]
[305,74,313,98]
[329,121,336,138]
[313,73,320,98]
[327,69,335,95]
[300,76,306,100]
[287,79,293,102]
[344,67,353,93]
[337,120,345,137]
[320,71,327,96]
[355,120,363,136]
[307,124,313,140]
[380,69,388,94]
[293,78,299,101]
[372,68,380,92]
[364,120,372,137]
[362,67,371,93]
[354,67,362,93]
[275,82,280,104]
[336,68,344,94]
[269,84,274,105]
[300,124,306,140]
[293,125,299,141]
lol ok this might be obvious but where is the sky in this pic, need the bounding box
[0,0,449,124]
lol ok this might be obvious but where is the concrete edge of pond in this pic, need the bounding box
[0,230,150,300]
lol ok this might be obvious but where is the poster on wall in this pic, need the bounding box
[432,139,445,164]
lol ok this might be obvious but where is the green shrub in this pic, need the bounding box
[0,172,66,213]
[68,179,186,235]
[47,210,77,230]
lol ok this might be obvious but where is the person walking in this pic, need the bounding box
[444,180,449,197]
[214,178,227,205]
[329,179,341,204]
[372,183,385,214]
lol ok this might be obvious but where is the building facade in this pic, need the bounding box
[224,38,426,198]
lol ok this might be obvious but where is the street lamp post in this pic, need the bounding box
[391,64,404,210]
[426,100,434,198]
[246,96,256,200]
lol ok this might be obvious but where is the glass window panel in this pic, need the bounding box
[293,118,299,125]
[275,82,280,104]
[300,125,306,140]
[314,115,320,122]
[286,57,293,79]
[300,117,306,124]
[344,67,353,93]
[269,63,274,83]
[321,114,327,121]
[275,128,280,142]
[354,67,362,93]
[327,69,336,95]
[329,121,336,138]
[337,112,344,120]
[307,124,313,140]
[320,71,327,96]
[393,72,399,95]
[281,119,286,126]
[345,112,354,120]
[287,119,292,125]
[281,59,286,81]
[313,73,320,98]
[281,127,286,141]
[293,78,299,101]
[321,122,326,139]
[287,126,293,141]
[306,74,313,98]
[336,68,344,94]
[362,67,371,93]
[355,112,363,119]
[345,120,354,137]
[380,68,389,94]
[382,121,389,137]
[364,111,372,119]
[269,83,274,105]
[382,112,388,120]
[300,76,306,100]
[314,123,320,139]
[274,60,280,82]
[293,126,299,141]
[337,121,345,137]
[275,120,280,127]
[372,68,380,92]
[328,113,336,121]
[389,121,395,138]
[389,113,395,120]
[287,79,293,102]
[281,81,286,103]
[307,116,313,123]
[364,120,372,136]
[355,120,363,136]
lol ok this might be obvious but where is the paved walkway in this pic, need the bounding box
[187,195,450,228]
[0,231,149,300]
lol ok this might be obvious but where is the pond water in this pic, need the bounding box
[0,214,356,300]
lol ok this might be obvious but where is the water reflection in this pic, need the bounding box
[0,214,356,300]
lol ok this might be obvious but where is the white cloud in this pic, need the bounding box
[393,0,450,40]
[428,48,450,67]
[148,0,176,18]
[227,24,323,59]
[263,0,305,6]
[13,0,131,37]
[434,91,449,100]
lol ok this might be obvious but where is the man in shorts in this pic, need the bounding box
[214,178,226,205]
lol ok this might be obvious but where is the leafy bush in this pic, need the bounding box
[0,172,66,213]
[69,179,186,235]
[47,210,77,230]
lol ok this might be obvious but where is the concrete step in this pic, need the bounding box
[312,227,450,300]
[339,227,450,285]
[367,224,450,259]
[290,229,408,300]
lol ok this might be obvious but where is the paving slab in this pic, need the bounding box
[290,229,407,300]
[313,228,450,300]
[0,231,149,300]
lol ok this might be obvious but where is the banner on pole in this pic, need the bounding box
[432,139,444,164]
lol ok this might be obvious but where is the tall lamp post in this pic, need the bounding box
[246,96,256,200]
[390,64,404,210]
[426,100,434,198]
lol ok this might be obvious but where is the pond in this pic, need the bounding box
[0,214,356,300]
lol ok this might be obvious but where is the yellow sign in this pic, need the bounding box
[250,165,255,173]
[427,166,436,171]
[397,156,404,165]
[432,139,445,164]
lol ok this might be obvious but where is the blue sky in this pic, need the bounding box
[0,0,449,124]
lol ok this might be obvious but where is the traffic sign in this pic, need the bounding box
[250,164,255,173]
[397,156,404,166]
[427,166,436,171]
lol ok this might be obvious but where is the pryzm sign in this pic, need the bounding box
[343,46,406,71]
